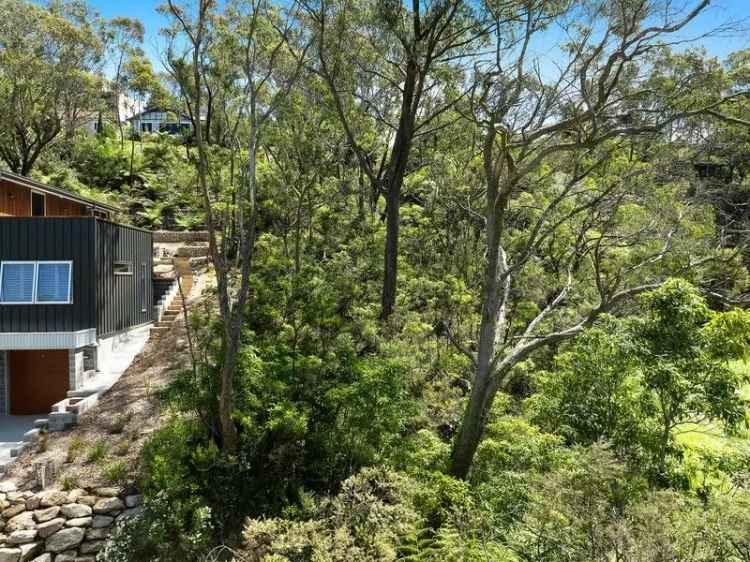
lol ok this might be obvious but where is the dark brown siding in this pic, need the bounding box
[9,349,69,414]
[0,179,86,217]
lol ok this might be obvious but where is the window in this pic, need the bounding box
[0,261,72,304]
[36,263,72,303]
[31,191,45,216]
[114,261,132,275]
[0,263,35,303]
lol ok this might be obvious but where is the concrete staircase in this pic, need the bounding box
[151,258,193,338]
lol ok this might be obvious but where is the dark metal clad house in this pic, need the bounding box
[0,173,153,415]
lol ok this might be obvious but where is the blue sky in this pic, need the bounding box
[89,0,749,72]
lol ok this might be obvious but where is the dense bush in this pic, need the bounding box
[531,280,750,485]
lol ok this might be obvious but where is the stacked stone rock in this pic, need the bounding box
[0,484,142,562]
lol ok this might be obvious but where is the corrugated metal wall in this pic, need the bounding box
[0,218,153,338]
[96,220,153,338]
[0,218,97,332]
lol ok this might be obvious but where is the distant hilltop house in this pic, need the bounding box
[128,107,194,135]
[0,171,155,417]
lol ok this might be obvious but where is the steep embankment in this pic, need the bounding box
[1,270,208,492]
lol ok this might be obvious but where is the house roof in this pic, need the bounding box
[127,107,192,121]
[0,171,121,213]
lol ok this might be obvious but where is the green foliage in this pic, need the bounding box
[85,439,110,464]
[97,493,213,562]
[102,460,128,484]
[506,445,750,562]
[0,0,104,174]
[532,280,750,485]
[529,317,642,448]
[239,467,422,562]
[6,1,745,558]
[134,419,219,561]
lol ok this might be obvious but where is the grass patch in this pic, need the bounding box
[85,439,111,464]
[67,436,86,463]
[61,474,80,491]
[102,461,128,484]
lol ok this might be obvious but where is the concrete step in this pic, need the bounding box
[23,428,40,443]
[155,321,174,328]
[150,326,170,336]
[10,441,29,457]
[67,388,97,399]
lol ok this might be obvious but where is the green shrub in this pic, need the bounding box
[96,493,213,562]
[240,468,422,562]
[102,461,128,484]
[139,419,241,545]
[86,439,110,464]
[60,474,80,491]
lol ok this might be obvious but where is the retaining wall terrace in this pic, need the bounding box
[152,231,208,243]
[0,484,142,562]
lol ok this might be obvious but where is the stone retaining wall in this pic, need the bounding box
[152,231,208,243]
[0,484,142,562]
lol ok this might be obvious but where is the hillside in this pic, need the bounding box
[2,0,750,561]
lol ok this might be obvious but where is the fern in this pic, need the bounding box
[397,526,440,561]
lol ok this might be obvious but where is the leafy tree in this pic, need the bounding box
[162,0,310,454]
[305,0,481,319]
[104,16,145,147]
[446,0,744,479]
[533,280,750,483]
[0,0,104,174]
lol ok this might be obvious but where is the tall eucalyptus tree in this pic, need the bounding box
[305,0,486,319]
[447,0,742,478]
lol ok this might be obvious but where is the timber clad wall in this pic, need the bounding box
[0,218,97,332]
[96,220,153,337]
[0,179,87,217]
[0,218,153,336]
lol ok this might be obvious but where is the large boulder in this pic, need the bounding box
[33,507,59,524]
[5,513,35,533]
[60,505,91,519]
[1,505,25,520]
[38,492,67,508]
[92,498,123,514]
[6,530,36,545]
[90,516,113,529]
[35,519,64,539]
[44,528,84,553]
[0,548,19,562]
[18,542,41,561]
